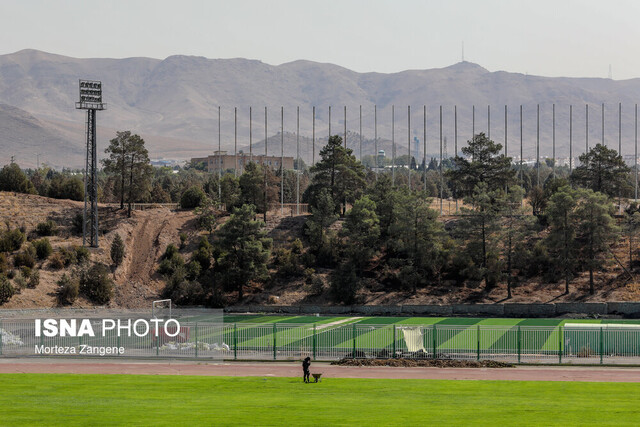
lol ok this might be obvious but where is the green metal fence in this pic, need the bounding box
[3,321,640,364]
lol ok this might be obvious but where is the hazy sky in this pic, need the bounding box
[2,0,639,79]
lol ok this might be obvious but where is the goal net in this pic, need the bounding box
[152,299,172,320]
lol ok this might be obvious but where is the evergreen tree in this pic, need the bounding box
[0,163,36,194]
[342,196,380,274]
[574,189,620,295]
[446,133,515,196]
[308,135,366,214]
[103,131,152,216]
[304,188,338,264]
[388,190,448,292]
[545,186,579,294]
[110,233,125,267]
[570,144,631,197]
[214,204,272,301]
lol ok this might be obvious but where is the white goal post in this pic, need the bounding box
[152,299,172,319]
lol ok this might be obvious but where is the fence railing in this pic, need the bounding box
[2,322,640,364]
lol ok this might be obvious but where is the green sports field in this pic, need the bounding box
[207,315,640,361]
[0,374,638,426]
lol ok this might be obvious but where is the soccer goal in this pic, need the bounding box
[152,299,172,320]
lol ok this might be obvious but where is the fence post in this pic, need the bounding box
[195,323,199,358]
[352,323,357,358]
[0,320,3,356]
[117,334,120,357]
[432,324,437,359]
[558,325,562,364]
[517,325,521,364]
[600,326,604,365]
[476,325,480,361]
[156,330,159,356]
[392,325,396,358]
[233,323,237,360]
[273,323,277,360]
[313,323,316,361]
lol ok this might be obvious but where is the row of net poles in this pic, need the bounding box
[234,107,238,177]
[264,107,268,221]
[423,105,427,195]
[408,106,411,191]
[392,105,395,185]
[281,107,284,216]
[297,107,300,215]
[375,105,378,180]
[360,105,363,163]
[440,106,443,215]
[218,106,222,203]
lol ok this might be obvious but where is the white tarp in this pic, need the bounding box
[401,327,426,353]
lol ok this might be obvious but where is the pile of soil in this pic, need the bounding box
[331,358,514,368]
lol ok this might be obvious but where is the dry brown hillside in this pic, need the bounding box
[0,192,197,309]
[1,191,639,310]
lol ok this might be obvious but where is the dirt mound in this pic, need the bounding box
[331,358,514,368]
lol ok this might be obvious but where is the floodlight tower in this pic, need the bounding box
[75,80,106,248]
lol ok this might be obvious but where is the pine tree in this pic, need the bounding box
[110,233,125,267]
[214,204,272,301]
[308,135,366,215]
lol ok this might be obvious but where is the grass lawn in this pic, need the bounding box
[0,374,639,426]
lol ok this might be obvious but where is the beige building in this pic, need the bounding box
[191,151,295,173]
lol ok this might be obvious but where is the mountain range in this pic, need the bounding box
[2,49,640,168]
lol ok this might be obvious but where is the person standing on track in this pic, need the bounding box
[302,356,311,383]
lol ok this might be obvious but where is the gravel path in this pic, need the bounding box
[1,359,639,382]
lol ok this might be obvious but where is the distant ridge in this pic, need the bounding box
[2,49,640,168]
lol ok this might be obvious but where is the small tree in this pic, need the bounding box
[180,185,206,209]
[103,131,153,216]
[0,163,36,194]
[546,186,579,294]
[342,196,380,274]
[57,274,78,305]
[446,133,515,196]
[570,144,631,197]
[214,204,272,301]
[307,135,366,215]
[574,189,620,295]
[0,275,15,305]
[110,234,125,267]
[80,264,114,304]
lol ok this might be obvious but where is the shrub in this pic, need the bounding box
[27,269,39,289]
[0,163,36,194]
[19,266,32,279]
[162,244,179,260]
[0,253,8,274]
[0,275,15,305]
[0,228,26,252]
[36,220,57,236]
[57,274,78,305]
[33,238,53,260]
[180,186,206,209]
[13,271,27,291]
[72,213,84,235]
[192,246,211,271]
[48,252,66,270]
[179,233,188,249]
[80,264,114,305]
[74,246,90,264]
[14,248,36,268]
[110,234,125,267]
[158,244,185,276]
[185,261,202,281]
[330,262,360,304]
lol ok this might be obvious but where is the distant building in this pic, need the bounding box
[191,151,294,174]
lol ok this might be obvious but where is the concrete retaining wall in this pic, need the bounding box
[224,302,640,318]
